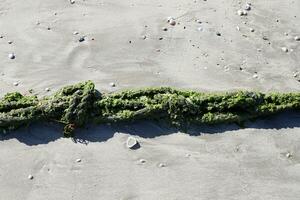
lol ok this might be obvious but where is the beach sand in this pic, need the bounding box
[0,0,300,199]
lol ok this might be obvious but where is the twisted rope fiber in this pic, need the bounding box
[0,81,299,137]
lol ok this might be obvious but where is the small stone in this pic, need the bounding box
[45,87,50,92]
[253,74,258,79]
[142,35,147,40]
[76,158,81,163]
[236,26,240,31]
[28,175,34,180]
[284,32,289,36]
[0,35,3,38]
[250,28,255,32]
[8,40,13,44]
[110,82,116,87]
[216,32,221,36]
[8,53,15,59]
[281,47,288,52]
[70,0,75,4]
[13,82,19,86]
[126,136,139,149]
[162,27,168,31]
[294,36,300,41]
[73,31,79,35]
[158,37,163,40]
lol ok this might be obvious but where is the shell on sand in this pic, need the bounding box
[126,136,139,149]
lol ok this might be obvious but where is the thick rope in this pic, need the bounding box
[0,81,299,137]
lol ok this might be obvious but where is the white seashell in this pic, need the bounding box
[126,136,139,149]
[281,47,288,52]
[8,53,15,59]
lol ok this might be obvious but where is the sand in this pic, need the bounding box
[0,0,300,199]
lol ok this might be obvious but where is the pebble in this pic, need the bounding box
[0,35,3,38]
[216,32,221,36]
[28,174,34,180]
[47,27,51,30]
[13,82,19,86]
[126,136,139,149]
[70,0,75,4]
[73,31,79,35]
[250,28,255,32]
[236,26,240,31]
[162,27,168,31]
[45,87,50,92]
[8,53,15,59]
[281,47,288,52]
[142,35,147,40]
[8,40,13,44]
[295,36,300,41]
[110,82,116,87]
[76,158,81,163]
[253,74,258,79]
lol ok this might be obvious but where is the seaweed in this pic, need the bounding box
[0,81,299,137]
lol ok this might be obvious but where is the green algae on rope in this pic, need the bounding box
[0,81,299,137]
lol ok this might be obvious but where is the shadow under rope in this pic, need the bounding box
[0,111,300,146]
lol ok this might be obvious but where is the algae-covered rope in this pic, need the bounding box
[0,81,299,137]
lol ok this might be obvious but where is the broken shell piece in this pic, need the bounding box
[45,88,51,92]
[237,10,247,16]
[8,53,15,59]
[169,19,176,26]
[139,159,146,164]
[126,136,139,149]
[281,47,288,52]
[158,163,166,168]
[286,152,292,158]
[244,3,251,11]
[109,82,116,87]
